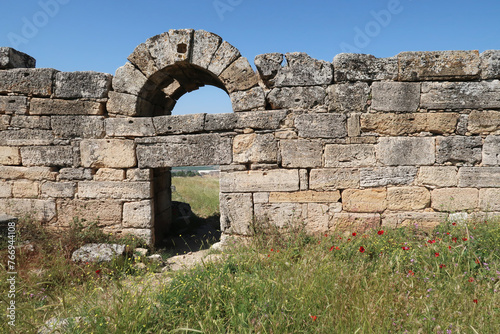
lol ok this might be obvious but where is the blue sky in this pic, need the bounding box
[1,0,500,114]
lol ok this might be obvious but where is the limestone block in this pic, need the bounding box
[468,110,500,134]
[324,144,376,168]
[299,169,309,190]
[56,199,122,226]
[326,82,370,113]
[153,114,205,135]
[0,146,21,165]
[267,87,326,109]
[191,30,222,69]
[479,189,500,211]
[377,137,435,166]
[306,203,342,235]
[126,169,152,181]
[80,139,136,168]
[457,114,469,135]
[0,115,9,130]
[421,81,500,109]
[230,87,266,112]
[30,98,104,116]
[94,168,125,181]
[347,114,361,137]
[10,116,50,129]
[236,110,287,129]
[123,200,154,228]
[371,82,420,112]
[0,198,55,222]
[458,167,500,187]
[54,71,112,99]
[295,113,347,138]
[220,169,299,193]
[332,53,397,82]
[387,187,430,211]
[0,181,11,197]
[436,136,482,165]
[20,146,73,167]
[0,95,28,114]
[280,140,322,168]
[0,68,57,96]
[52,116,105,138]
[204,113,237,131]
[136,134,231,168]
[382,212,447,230]
[207,41,241,76]
[57,168,92,181]
[127,41,158,78]
[360,167,417,187]
[416,166,458,188]
[0,47,36,69]
[107,91,154,117]
[431,188,478,212]
[105,117,155,137]
[219,57,259,93]
[41,182,75,198]
[253,192,269,204]
[12,180,39,198]
[309,168,360,190]
[220,193,254,235]
[254,53,283,87]
[398,51,480,81]
[112,62,151,96]
[269,190,340,203]
[151,29,194,69]
[77,181,152,200]
[360,113,458,136]
[118,228,153,246]
[342,188,387,213]
[233,133,277,164]
[254,202,306,229]
[480,50,500,79]
[0,129,53,146]
[273,53,333,87]
[0,166,56,180]
[483,136,500,166]
[331,213,381,234]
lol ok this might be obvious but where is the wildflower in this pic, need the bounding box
[462,237,468,241]
[271,248,274,252]
[452,222,457,226]
[310,315,317,321]
[468,277,474,283]
[475,259,480,264]
[473,299,478,304]
[352,232,357,236]
[435,252,440,257]
[377,230,384,235]
[408,270,415,276]
[448,246,451,250]
[428,240,436,244]
[446,232,450,235]
[359,246,365,253]
[329,246,335,251]
[402,246,410,250]
[439,264,446,268]
[452,237,457,243]
[95,269,101,275]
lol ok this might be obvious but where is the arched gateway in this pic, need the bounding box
[2,30,500,245]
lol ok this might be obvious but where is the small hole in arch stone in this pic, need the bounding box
[167,126,173,130]
[128,120,134,124]
[177,43,187,53]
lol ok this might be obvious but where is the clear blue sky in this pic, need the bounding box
[1,0,499,114]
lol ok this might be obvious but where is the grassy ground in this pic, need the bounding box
[171,176,220,218]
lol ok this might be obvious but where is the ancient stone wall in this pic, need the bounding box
[1,30,500,245]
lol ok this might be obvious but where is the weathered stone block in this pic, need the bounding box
[331,213,381,234]
[0,47,36,69]
[106,91,155,117]
[371,82,420,112]
[204,113,237,131]
[416,166,458,188]
[219,57,259,93]
[295,113,346,138]
[0,115,9,130]
[191,30,222,69]
[118,228,153,246]
[220,193,254,235]
[123,200,154,228]
[347,114,361,137]
[360,167,417,187]
[254,53,283,87]
[280,140,322,168]
[0,129,53,146]
[267,87,325,109]
[299,169,309,190]
[0,146,21,165]
[94,168,125,181]
[324,144,376,168]
[0,181,11,197]
[398,51,480,81]
[332,53,397,82]
[382,212,447,230]
[52,116,105,138]
[342,188,387,213]
[20,146,73,167]
[254,202,306,229]
[326,82,369,113]
[269,190,340,203]
[112,62,152,96]
[30,98,104,116]
[480,50,500,79]
[105,117,155,137]
[387,187,430,211]
[0,166,56,180]
[149,29,194,70]
[273,53,333,87]
[436,136,482,165]
[253,192,269,204]
[54,71,112,99]
[0,68,57,96]
[309,168,360,190]
[136,134,231,168]
[305,203,341,235]
[458,167,500,187]
[153,114,205,135]
[127,41,158,78]
[56,199,122,226]
[421,81,500,109]
[208,41,241,76]
[361,113,459,136]
[220,169,299,193]
[12,180,39,198]
[80,139,136,168]
[10,116,50,129]
[57,168,92,181]
[377,137,435,166]
[479,189,500,211]
[77,181,152,200]
[233,133,277,164]
[41,182,75,198]
[431,188,478,212]
[126,169,152,181]
[483,136,500,166]
[0,198,55,222]
[0,95,28,114]
[230,87,266,112]
[236,110,287,129]
[468,110,500,134]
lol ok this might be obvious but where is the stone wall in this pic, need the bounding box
[1,30,500,245]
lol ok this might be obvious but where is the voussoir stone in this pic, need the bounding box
[332,53,397,82]
[295,113,347,138]
[207,41,241,76]
[80,139,136,168]
[219,57,259,93]
[371,82,420,112]
[112,62,152,96]
[71,243,126,263]
[273,52,333,87]
[0,47,36,69]
[54,71,112,99]
[191,30,222,69]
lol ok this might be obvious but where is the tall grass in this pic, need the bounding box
[171,176,220,218]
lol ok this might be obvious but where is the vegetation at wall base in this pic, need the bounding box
[0,217,499,333]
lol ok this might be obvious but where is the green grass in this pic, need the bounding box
[1,216,499,333]
[171,176,220,218]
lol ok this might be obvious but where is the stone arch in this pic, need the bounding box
[108,29,266,116]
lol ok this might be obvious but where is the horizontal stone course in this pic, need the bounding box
[377,137,435,166]
[54,71,112,99]
[77,181,152,200]
[309,168,360,190]
[20,146,74,167]
[421,81,500,109]
[80,139,136,168]
[0,95,28,114]
[30,98,104,116]
[220,169,299,193]
[269,190,340,203]
[0,68,57,96]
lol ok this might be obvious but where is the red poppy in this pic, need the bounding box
[359,246,365,253]
[95,269,101,275]
[446,232,450,235]
[468,277,474,283]
[473,299,478,304]
[435,252,439,257]
[271,248,274,252]
[462,237,468,241]
[408,270,415,276]
[452,237,457,243]
[377,230,384,235]
[352,232,357,236]
[475,259,480,264]
[324,234,328,237]
[448,246,451,250]
[402,246,410,250]
[428,240,436,244]
[330,246,335,251]
[452,222,457,226]
[310,315,317,321]
[439,264,446,268]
